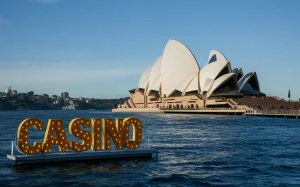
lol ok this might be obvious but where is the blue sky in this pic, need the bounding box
[1,0,300,99]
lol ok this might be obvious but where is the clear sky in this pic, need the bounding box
[1,0,300,99]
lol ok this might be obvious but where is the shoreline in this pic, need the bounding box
[113,108,300,119]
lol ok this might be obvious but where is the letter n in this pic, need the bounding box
[101,119,123,150]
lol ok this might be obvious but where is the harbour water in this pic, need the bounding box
[1,110,300,186]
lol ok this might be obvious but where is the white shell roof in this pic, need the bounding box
[208,50,228,64]
[135,42,264,98]
[184,72,199,93]
[200,61,229,94]
[238,72,260,91]
[174,72,198,94]
[202,77,214,92]
[161,40,200,97]
[147,56,162,95]
[207,73,236,98]
[138,67,152,90]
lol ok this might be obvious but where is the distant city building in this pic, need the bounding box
[61,92,69,99]
[63,100,75,110]
[4,86,13,97]
[12,90,18,95]
[51,95,58,101]
[56,96,62,105]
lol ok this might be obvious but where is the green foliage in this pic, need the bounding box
[0,93,128,110]
[76,98,128,110]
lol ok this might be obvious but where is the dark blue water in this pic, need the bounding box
[1,111,300,186]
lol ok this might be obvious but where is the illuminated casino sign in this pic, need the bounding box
[17,118,142,155]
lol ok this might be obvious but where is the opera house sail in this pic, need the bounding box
[118,39,265,110]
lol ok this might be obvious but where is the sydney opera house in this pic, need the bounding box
[117,40,265,110]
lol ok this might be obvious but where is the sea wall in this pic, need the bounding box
[112,108,161,113]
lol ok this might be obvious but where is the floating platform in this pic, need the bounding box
[7,149,158,165]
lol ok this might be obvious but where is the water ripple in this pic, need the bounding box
[1,111,300,186]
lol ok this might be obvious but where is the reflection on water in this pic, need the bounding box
[1,111,300,186]
[13,158,150,175]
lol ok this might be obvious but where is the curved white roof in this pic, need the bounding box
[161,40,200,97]
[146,56,162,95]
[207,73,236,98]
[200,61,230,94]
[208,50,228,64]
[174,72,198,95]
[184,72,199,94]
[238,72,260,92]
[202,77,214,92]
[138,67,152,90]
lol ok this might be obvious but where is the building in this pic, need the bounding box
[61,92,69,100]
[51,95,58,102]
[62,100,75,110]
[4,86,13,97]
[12,90,18,95]
[118,39,265,110]
[56,96,62,105]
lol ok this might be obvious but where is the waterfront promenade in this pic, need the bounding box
[113,107,300,119]
[245,109,300,119]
